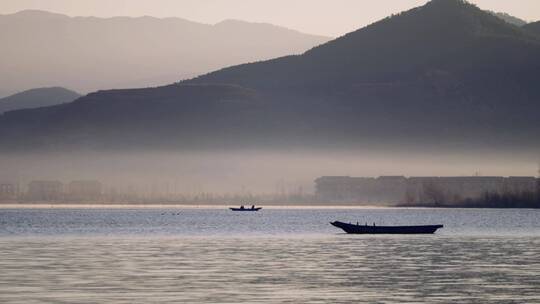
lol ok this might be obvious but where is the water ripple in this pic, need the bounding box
[0,208,539,303]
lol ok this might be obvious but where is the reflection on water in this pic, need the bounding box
[0,208,539,303]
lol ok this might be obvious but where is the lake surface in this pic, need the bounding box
[1,207,539,303]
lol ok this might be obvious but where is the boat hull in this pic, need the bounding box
[331,221,443,234]
[230,208,262,211]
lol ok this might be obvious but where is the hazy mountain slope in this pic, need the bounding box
[489,11,527,26]
[0,84,272,150]
[186,0,540,140]
[191,0,537,88]
[0,10,330,96]
[0,87,80,114]
[1,0,539,151]
[523,21,540,36]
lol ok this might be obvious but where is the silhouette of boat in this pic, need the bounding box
[230,206,262,211]
[331,221,443,234]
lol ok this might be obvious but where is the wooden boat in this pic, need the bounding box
[331,221,443,234]
[229,207,262,211]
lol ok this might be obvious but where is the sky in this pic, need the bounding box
[1,0,539,36]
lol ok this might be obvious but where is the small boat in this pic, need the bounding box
[230,206,262,212]
[331,221,443,234]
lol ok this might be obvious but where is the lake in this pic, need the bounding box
[1,207,539,303]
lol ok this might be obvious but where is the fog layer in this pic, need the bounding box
[0,149,536,196]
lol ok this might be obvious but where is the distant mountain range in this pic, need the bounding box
[0,10,329,97]
[1,0,539,152]
[0,87,80,114]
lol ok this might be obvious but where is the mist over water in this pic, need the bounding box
[0,149,537,195]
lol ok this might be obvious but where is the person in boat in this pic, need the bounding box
[251,205,255,210]
[240,205,245,210]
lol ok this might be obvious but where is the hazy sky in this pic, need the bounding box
[1,0,539,36]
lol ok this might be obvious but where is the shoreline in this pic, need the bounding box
[0,203,539,209]
[397,203,540,209]
[0,203,394,209]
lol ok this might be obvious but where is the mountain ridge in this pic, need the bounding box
[1,0,539,152]
[187,0,539,90]
[489,11,527,26]
[0,87,81,114]
[0,10,330,96]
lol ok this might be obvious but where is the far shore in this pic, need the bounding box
[1,203,538,209]
[0,203,395,209]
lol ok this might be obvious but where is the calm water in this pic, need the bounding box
[0,207,539,303]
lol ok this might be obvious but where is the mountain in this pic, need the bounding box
[523,21,540,36]
[0,10,330,96]
[0,84,264,150]
[1,0,539,152]
[190,0,537,88]
[489,11,527,26]
[0,87,80,114]
[185,0,540,147]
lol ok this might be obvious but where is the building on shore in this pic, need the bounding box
[0,183,16,200]
[315,175,539,204]
[68,180,103,201]
[314,176,407,204]
[27,180,63,201]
